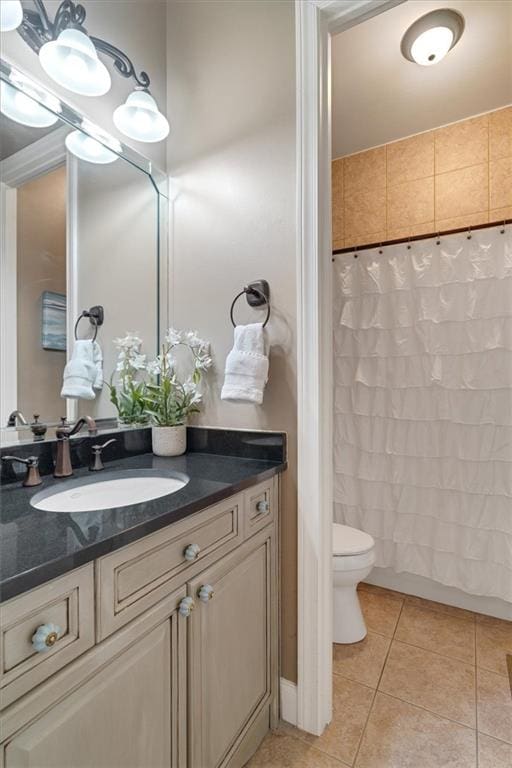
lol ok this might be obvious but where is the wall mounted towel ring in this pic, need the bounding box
[230,280,270,328]
[74,305,104,341]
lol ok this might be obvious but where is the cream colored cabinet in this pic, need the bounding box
[3,615,182,768]
[187,525,277,768]
[0,477,279,768]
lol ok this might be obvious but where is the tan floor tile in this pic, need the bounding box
[333,631,391,688]
[404,594,475,622]
[395,604,475,663]
[477,668,512,744]
[355,693,477,768]
[478,733,512,768]
[476,615,512,677]
[245,731,349,767]
[358,582,407,600]
[358,589,403,638]
[379,641,476,728]
[300,675,374,765]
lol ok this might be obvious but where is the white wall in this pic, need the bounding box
[166,0,297,681]
[0,0,168,168]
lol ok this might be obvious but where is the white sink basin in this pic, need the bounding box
[30,470,189,513]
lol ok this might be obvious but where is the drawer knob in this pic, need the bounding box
[178,597,195,617]
[32,623,61,653]
[256,500,270,514]
[184,543,201,561]
[198,584,214,603]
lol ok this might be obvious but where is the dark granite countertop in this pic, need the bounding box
[1,444,286,603]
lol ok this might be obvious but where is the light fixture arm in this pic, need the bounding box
[17,0,151,89]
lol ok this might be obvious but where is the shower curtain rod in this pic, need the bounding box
[332,217,512,259]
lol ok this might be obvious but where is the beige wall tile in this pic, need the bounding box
[489,106,512,161]
[435,115,489,174]
[435,164,488,221]
[386,222,435,241]
[345,187,386,242]
[490,206,512,222]
[387,132,434,186]
[332,158,344,243]
[355,693,477,768]
[435,212,489,232]
[333,238,345,251]
[344,232,387,249]
[490,157,512,210]
[387,177,434,231]
[344,146,386,194]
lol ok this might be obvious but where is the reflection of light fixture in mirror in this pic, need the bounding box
[39,29,111,96]
[0,80,60,127]
[113,90,170,143]
[65,130,118,164]
[401,9,464,66]
[0,0,23,31]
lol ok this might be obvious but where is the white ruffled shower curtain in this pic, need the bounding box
[333,225,512,602]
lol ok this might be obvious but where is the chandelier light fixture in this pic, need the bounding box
[4,0,169,142]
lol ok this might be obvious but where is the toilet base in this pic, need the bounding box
[333,584,367,644]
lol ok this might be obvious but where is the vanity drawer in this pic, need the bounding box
[244,478,276,537]
[97,494,243,639]
[0,564,95,709]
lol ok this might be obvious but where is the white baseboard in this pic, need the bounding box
[280,678,298,726]
[365,567,512,621]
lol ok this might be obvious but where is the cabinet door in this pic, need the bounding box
[188,529,275,768]
[4,619,175,768]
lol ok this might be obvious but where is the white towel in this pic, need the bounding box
[92,341,103,390]
[221,323,269,404]
[61,340,97,400]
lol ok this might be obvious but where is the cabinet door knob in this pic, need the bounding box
[184,543,201,561]
[32,623,61,652]
[256,500,269,514]
[178,597,195,617]
[198,584,214,603]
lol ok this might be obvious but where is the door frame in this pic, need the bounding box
[295,0,404,735]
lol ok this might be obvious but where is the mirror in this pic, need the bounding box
[0,63,166,443]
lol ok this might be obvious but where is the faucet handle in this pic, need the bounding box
[2,456,42,487]
[90,439,117,472]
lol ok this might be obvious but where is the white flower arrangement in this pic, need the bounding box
[107,332,148,425]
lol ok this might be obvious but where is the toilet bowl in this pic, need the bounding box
[333,523,376,644]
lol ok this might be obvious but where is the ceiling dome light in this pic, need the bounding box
[113,90,169,143]
[401,9,464,67]
[0,0,23,31]
[0,80,60,127]
[39,28,111,96]
[65,130,118,164]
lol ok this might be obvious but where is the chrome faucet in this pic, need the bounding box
[7,410,28,427]
[54,416,97,478]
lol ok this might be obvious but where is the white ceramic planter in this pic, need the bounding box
[151,425,187,457]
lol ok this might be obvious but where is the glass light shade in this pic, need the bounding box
[410,26,454,66]
[65,130,118,164]
[39,29,111,96]
[0,80,59,127]
[113,90,169,143]
[0,0,23,31]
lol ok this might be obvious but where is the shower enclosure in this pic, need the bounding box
[333,222,512,604]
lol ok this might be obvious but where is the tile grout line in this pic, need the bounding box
[350,595,406,767]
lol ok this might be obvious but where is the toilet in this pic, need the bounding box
[333,523,376,644]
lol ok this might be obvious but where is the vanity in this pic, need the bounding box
[0,427,286,768]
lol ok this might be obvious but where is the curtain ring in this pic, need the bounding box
[500,220,506,234]
[467,228,472,240]
[436,233,441,245]
[378,242,383,254]
[353,247,358,259]
[406,238,411,250]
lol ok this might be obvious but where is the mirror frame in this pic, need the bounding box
[0,58,168,432]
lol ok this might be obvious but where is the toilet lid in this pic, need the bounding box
[333,524,374,556]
